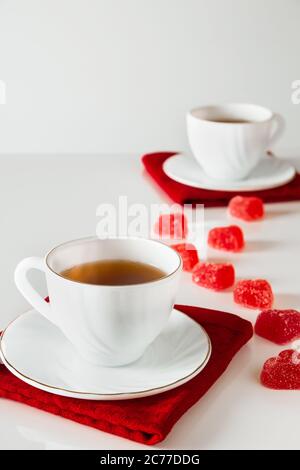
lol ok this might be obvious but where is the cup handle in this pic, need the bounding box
[269,113,285,147]
[14,257,52,320]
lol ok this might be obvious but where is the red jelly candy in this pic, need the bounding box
[234,279,273,309]
[255,309,300,345]
[154,213,188,239]
[192,262,235,291]
[208,225,245,252]
[261,350,300,390]
[172,243,199,272]
[228,196,264,221]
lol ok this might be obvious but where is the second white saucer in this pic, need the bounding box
[0,308,211,400]
[163,153,296,192]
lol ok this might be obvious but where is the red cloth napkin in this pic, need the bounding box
[0,305,252,445]
[142,152,300,207]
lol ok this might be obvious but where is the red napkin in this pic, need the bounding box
[0,305,252,445]
[142,152,300,207]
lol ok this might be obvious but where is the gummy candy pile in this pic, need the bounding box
[156,196,273,303]
[156,195,300,390]
[256,309,300,389]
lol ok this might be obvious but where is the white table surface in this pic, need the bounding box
[0,153,300,450]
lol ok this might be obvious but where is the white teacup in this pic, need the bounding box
[14,237,182,367]
[187,103,285,181]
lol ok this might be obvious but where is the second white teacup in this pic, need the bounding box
[187,103,285,181]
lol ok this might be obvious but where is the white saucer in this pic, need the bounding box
[0,308,211,400]
[163,153,296,192]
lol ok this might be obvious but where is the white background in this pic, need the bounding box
[0,0,299,155]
